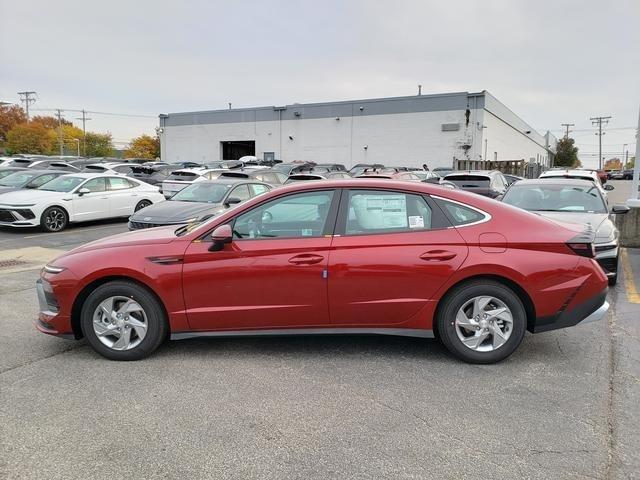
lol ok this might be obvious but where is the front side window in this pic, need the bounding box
[250,184,270,196]
[233,191,335,239]
[345,190,433,235]
[229,184,251,202]
[82,178,107,192]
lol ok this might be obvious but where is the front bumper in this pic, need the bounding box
[34,277,75,339]
[531,288,608,333]
[0,207,38,227]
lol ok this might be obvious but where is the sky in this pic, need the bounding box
[0,0,638,167]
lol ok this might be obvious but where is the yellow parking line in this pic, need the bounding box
[620,248,640,304]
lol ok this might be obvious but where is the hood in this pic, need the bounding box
[534,212,614,243]
[59,225,180,258]
[0,188,68,205]
[129,200,226,223]
[0,186,22,195]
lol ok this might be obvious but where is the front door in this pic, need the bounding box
[182,190,338,331]
[72,177,110,221]
[328,189,468,327]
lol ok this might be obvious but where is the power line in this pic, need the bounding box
[590,115,612,169]
[75,109,92,156]
[30,107,155,119]
[17,91,37,121]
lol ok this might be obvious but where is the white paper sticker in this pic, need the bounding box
[301,228,313,236]
[408,215,424,229]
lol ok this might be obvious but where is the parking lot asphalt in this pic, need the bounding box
[1,180,639,479]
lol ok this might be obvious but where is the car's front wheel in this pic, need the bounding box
[436,280,527,364]
[40,206,68,232]
[135,199,152,212]
[80,281,168,360]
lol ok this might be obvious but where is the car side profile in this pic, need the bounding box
[0,173,165,231]
[36,179,609,364]
[443,170,508,198]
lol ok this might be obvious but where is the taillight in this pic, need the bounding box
[566,242,595,258]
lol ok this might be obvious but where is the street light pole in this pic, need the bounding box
[73,139,80,157]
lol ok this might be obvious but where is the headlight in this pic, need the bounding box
[43,265,66,274]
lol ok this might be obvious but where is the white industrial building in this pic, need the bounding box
[159,90,556,171]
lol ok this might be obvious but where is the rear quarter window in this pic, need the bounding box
[436,198,488,226]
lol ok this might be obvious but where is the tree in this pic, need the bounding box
[31,115,72,129]
[604,158,622,170]
[6,123,56,154]
[85,132,114,157]
[125,134,159,159]
[626,156,635,169]
[0,105,27,143]
[554,137,579,167]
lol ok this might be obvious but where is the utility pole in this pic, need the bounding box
[55,109,64,156]
[17,91,36,121]
[75,109,92,156]
[561,123,574,138]
[591,116,611,170]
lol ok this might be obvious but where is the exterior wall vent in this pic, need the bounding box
[441,123,460,131]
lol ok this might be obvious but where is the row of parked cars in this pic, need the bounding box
[0,156,628,287]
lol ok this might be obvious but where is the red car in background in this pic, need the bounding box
[36,179,609,363]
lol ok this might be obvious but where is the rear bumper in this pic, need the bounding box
[531,288,608,333]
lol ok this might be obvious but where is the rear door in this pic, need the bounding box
[328,189,468,327]
[106,176,138,216]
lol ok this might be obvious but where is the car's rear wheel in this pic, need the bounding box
[80,281,167,360]
[40,206,68,232]
[135,200,152,212]
[436,280,526,364]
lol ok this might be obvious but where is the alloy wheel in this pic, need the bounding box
[45,208,65,231]
[92,296,148,351]
[454,296,513,352]
[135,201,151,212]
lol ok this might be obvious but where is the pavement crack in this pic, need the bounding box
[0,342,84,375]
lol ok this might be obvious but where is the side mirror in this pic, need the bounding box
[604,184,615,191]
[77,187,90,196]
[208,224,233,252]
[224,197,242,207]
[611,205,630,215]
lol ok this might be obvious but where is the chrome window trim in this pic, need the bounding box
[432,195,492,228]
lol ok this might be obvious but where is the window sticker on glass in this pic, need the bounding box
[301,228,313,236]
[408,215,424,229]
[352,194,407,229]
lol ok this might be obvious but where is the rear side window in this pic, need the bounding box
[345,190,433,235]
[108,177,134,190]
[437,199,487,226]
[229,184,251,202]
[82,178,107,192]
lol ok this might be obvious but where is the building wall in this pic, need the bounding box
[162,109,485,169]
[160,91,552,169]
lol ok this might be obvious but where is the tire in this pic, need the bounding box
[40,206,68,232]
[608,255,619,286]
[436,280,527,364]
[135,199,152,212]
[80,281,168,360]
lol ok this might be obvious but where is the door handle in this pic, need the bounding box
[419,250,457,261]
[288,254,324,265]
[100,197,108,200]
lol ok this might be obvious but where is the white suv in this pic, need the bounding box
[539,169,613,201]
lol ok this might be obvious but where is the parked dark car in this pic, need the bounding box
[443,170,508,198]
[623,169,634,180]
[0,170,68,195]
[128,179,271,230]
[273,162,317,176]
[128,164,176,186]
[501,178,629,285]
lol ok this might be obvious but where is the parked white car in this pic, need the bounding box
[82,162,136,175]
[0,173,165,232]
[160,168,224,198]
[539,168,613,201]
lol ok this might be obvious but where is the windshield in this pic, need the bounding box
[39,176,85,192]
[171,182,231,203]
[0,171,38,186]
[502,183,607,213]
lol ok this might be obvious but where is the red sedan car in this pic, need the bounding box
[36,179,609,363]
